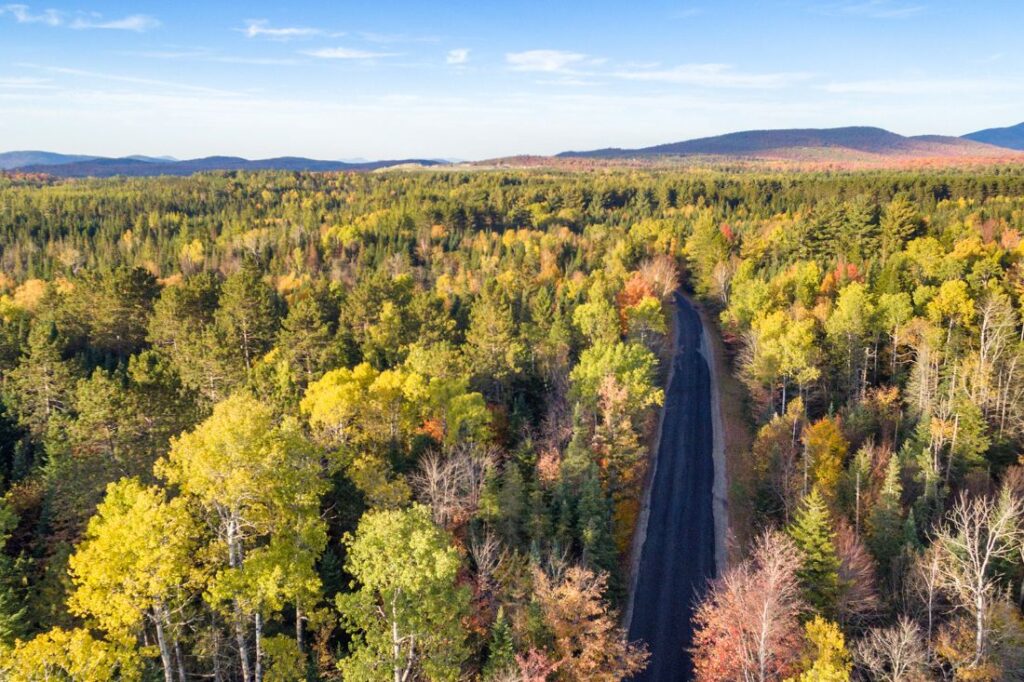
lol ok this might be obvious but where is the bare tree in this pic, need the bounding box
[638,255,679,301]
[933,487,1022,667]
[854,617,928,682]
[411,444,495,529]
[691,530,805,682]
[904,544,945,663]
[468,530,502,595]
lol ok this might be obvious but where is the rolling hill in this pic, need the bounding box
[557,126,1017,162]
[4,154,447,177]
[963,122,1024,151]
[0,151,100,170]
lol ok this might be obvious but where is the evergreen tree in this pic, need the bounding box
[4,320,77,445]
[868,457,905,579]
[215,261,282,370]
[482,607,516,680]
[789,487,841,617]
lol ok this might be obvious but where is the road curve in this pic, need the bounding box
[628,293,717,681]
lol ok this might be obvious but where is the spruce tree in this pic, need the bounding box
[483,607,516,680]
[789,487,841,616]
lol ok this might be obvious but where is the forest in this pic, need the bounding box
[0,166,1023,680]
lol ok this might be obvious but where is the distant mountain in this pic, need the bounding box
[558,126,1014,161]
[962,122,1024,151]
[0,151,98,170]
[8,154,447,177]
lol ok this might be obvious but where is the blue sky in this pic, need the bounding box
[1,0,1022,159]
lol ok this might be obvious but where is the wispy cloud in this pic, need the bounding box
[1,3,60,25]
[241,19,323,40]
[613,63,811,89]
[0,76,54,89]
[303,47,401,60]
[506,50,599,73]
[1,5,158,31]
[24,64,239,96]
[817,0,925,19]
[446,48,469,65]
[70,14,160,32]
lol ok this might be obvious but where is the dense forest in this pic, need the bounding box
[0,166,1023,680]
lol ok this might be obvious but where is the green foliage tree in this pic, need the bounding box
[789,488,842,617]
[336,504,470,682]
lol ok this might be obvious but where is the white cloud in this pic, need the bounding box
[613,63,811,89]
[506,49,592,73]
[241,19,322,39]
[304,47,400,60]
[1,4,61,25]
[446,48,469,65]
[70,14,160,31]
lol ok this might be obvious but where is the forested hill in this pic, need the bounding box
[1,167,1024,679]
[558,126,1019,162]
[963,122,1024,151]
[7,155,446,177]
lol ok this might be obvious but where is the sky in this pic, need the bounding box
[0,0,1022,160]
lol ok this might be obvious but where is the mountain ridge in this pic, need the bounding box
[962,122,1024,151]
[557,126,1016,161]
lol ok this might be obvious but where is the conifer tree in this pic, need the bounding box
[789,487,842,617]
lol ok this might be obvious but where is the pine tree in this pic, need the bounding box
[789,487,841,617]
[216,261,282,370]
[4,320,77,444]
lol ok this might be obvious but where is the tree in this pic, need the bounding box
[802,418,849,502]
[216,261,282,370]
[336,505,470,682]
[3,319,77,443]
[825,282,875,401]
[788,488,841,617]
[532,565,648,681]
[277,283,338,386]
[691,530,805,682]
[464,287,526,401]
[569,342,663,423]
[854,618,928,682]
[0,627,141,682]
[157,393,326,682]
[0,501,26,646]
[68,479,197,682]
[880,196,921,260]
[785,616,852,682]
[933,487,1022,670]
[65,266,160,359]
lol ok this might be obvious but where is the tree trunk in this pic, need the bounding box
[254,611,263,682]
[174,638,187,682]
[235,603,252,682]
[152,607,175,682]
